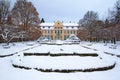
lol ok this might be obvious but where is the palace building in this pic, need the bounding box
[40,21,80,40]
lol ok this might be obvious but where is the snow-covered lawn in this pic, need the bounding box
[0,41,40,56]
[0,41,120,80]
[23,44,97,54]
[80,42,120,55]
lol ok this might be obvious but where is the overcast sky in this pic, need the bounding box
[12,0,117,22]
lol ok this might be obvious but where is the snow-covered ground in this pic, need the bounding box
[23,44,97,54]
[0,41,120,80]
[80,41,120,55]
[0,41,40,55]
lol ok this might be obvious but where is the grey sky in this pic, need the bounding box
[12,0,117,22]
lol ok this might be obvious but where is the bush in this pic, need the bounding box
[24,52,98,57]
[12,63,116,73]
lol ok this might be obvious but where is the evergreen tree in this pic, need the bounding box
[41,18,45,23]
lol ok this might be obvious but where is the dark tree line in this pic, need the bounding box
[78,0,120,44]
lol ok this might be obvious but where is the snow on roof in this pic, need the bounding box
[63,23,79,26]
[40,23,79,30]
[40,23,54,26]
[40,23,79,27]
[63,26,78,30]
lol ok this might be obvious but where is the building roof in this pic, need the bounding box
[40,23,54,26]
[40,22,79,27]
[40,22,79,30]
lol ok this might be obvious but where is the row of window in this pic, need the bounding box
[42,26,78,29]
[43,35,69,40]
[42,30,77,35]
[64,30,76,34]
[42,26,63,29]
[55,27,63,29]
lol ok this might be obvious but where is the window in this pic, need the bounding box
[71,30,72,34]
[55,30,57,34]
[60,27,62,29]
[64,30,66,34]
[69,30,71,34]
[48,30,51,34]
[74,31,77,34]
[42,30,45,34]
[46,30,48,34]
[64,35,66,40]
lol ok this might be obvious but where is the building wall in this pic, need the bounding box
[41,21,78,40]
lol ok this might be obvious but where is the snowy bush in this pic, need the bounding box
[23,53,98,57]
[65,34,81,44]
[12,63,116,73]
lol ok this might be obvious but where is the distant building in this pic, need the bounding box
[39,21,80,40]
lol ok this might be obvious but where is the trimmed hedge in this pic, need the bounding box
[12,63,116,73]
[104,52,115,56]
[12,64,31,70]
[24,52,98,57]
[0,54,14,58]
[117,55,120,58]
[104,52,120,58]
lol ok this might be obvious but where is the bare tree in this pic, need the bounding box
[0,0,11,44]
[0,0,10,25]
[79,11,99,42]
[115,0,120,24]
[0,25,15,45]
[11,0,40,32]
[104,0,120,43]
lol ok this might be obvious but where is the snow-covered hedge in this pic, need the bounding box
[0,54,14,58]
[24,52,98,57]
[11,56,116,73]
[12,63,116,73]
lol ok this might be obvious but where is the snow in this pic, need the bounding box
[0,41,120,80]
[81,42,120,55]
[55,40,64,45]
[40,23,78,27]
[65,34,81,44]
[23,45,97,53]
[37,36,50,43]
[12,56,115,70]
[40,23,54,26]
[40,22,79,30]
[63,23,78,26]
[0,41,39,55]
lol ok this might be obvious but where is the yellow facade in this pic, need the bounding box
[41,21,78,40]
